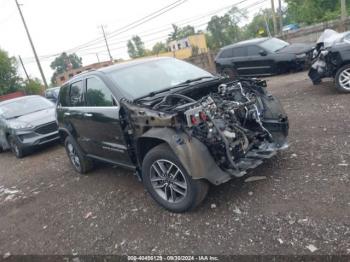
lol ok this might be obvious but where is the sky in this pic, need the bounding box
[0,0,272,84]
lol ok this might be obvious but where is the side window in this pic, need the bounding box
[59,84,69,106]
[233,47,246,57]
[86,77,114,107]
[220,48,233,58]
[247,46,261,56]
[69,81,84,107]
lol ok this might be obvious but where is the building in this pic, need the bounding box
[55,61,113,86]
[157,34,209,60]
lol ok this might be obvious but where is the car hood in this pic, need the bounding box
[7,107,56,127]
[276,43,314,54]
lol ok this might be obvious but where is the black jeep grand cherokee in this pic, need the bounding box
[57,57,289,212]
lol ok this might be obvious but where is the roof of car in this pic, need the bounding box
[0,95,42,106]
[220,37,269,50]
[99,56,172,73]
[64,56,174,84]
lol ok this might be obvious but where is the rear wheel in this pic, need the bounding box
[335,64,350,93]
[8,136,25,158]
[142,144,209,213]
[64,136,93,174]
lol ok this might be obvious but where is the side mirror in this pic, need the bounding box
[259,50,267,56]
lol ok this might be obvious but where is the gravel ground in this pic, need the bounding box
[0,72,349,256]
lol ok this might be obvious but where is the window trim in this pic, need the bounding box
[69,80,85,107]
[85,76,119,108]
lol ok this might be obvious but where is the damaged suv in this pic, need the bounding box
[57,57,289,212]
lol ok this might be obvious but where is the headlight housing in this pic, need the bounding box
[9,122,34,130]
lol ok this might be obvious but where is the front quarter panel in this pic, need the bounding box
[138,128,234,185]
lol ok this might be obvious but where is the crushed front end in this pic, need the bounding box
[122,78,289,182]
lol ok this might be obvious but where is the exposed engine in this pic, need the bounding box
[146,79,288,173]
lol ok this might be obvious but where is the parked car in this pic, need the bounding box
[282,23,300,33]
[0,95,60,158]
[44,86,60,103]
[309,29,350,93]
[215,37,314,78]
[57,57,289,212]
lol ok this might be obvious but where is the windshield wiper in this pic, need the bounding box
[136,76,218,100]
[177,76,215,85]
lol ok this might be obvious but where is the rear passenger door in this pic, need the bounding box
[59,80,87,145]
[80,76,133,167]
[231,47,250,75]
[245,45,274,75]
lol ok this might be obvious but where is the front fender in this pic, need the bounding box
[138,128,233,185]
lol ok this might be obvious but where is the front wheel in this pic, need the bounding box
[142,144,209,213]
[9,136,25,158]
[335,64,350,93]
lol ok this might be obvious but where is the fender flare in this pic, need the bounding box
[137,128,233,185]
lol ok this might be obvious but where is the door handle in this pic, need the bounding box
[84,113,93,117]
[64,112,71,116]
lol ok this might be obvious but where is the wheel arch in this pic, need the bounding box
[136,128,232,185]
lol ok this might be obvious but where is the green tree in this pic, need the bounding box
[127,35,146,58]
[243,9,275,39]
[152,42,168,55]
[167,24,196,41]
[50,52,82,85]
[24,78,42,95]
[206,7,246,50]
[285,0,348,25]
[0,48,21,96]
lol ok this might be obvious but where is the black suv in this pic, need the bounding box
[215,37,313,78]
[57,57,289,212]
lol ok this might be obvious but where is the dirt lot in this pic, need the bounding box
[0,72,349,256]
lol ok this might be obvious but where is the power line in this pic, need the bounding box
[23,0,267,63]
[74,0,261,54]
[78,0,267,57]
[35,0,188,59]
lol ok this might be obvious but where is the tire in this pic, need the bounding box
[222,67,238,80]
[142,144,209,213]
[335,64,350,93]
[64,136,93,174]
[8,136,26,158]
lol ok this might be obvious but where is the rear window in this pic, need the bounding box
[69,81,84,107]
[58,84,69,107]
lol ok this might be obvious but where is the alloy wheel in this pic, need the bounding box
[67,143,81,170]
[339,68,350,90]
[150,159,188,203]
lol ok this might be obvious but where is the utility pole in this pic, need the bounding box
[341,0,347,31]
[100,25,113,62]
[96,53,100,63]
[14,0,48,89]
[270,0,278,36]
[18,56,30,81]
[278,0,283,35]
[264,14,272,38]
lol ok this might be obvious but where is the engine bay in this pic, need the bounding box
[125,78,289,175]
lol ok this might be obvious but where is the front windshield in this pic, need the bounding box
[260,38,289,52]
[107,58,213,99]
[0,96,54,119]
